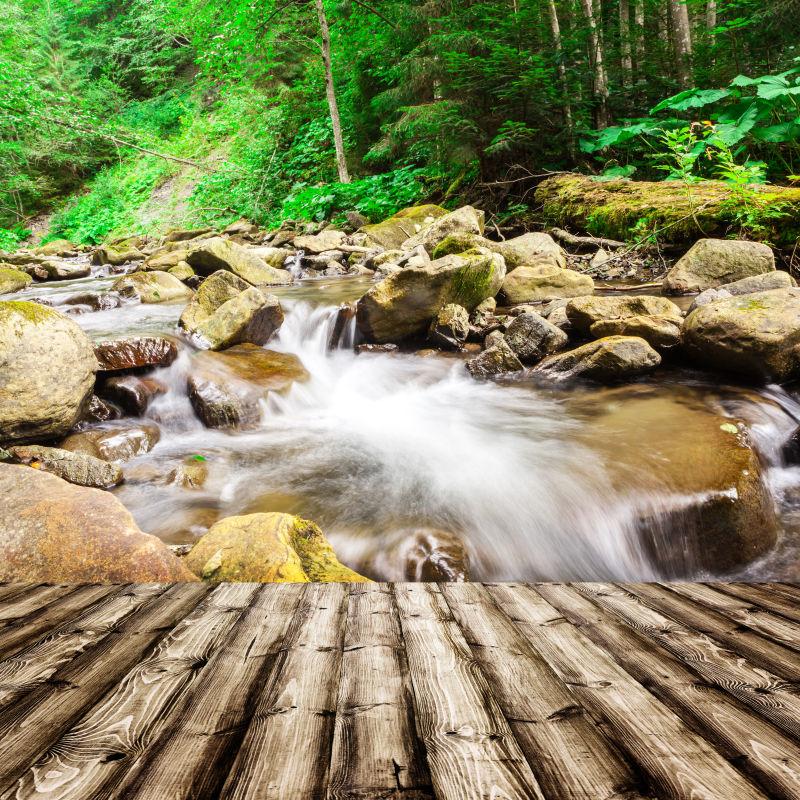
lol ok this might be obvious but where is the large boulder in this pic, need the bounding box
[187,345,308,429]
[690,270,796,310]
[681,287,800,381]
[40,260,91,280]
[112,271,193,304]
[94,336,178,372]
[663,239,775,295]
[360,204,448,249]
[186,237,292,286]
[402,206,485,254]
[33,239,79,258]
[504,312,568,364]
[0,302,96,444]
[7,445,122,489]
[356,250,506,343]
[143,247,189,271]
[535,336,661,382]
[179,270,284,351]
[0,463,195,582]
[496,232,567,270]
[94,243,145,266]
[590,315,682,349]
[61,422,161,462]
[0,268,32,295]
[566,295,682,335]
[293,229,346,254]
[185,512,369,582]
[501,265,594,304]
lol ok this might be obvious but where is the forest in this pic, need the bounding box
[1,0,799,247]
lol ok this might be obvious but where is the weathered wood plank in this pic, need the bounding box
[487,583,767,800]
[0,584,164,716]
[394,583,544,800]
[538,582,800,800]
[440,582,646,800]
[328,583,433,800]
[0,584,41,605]
[111,583,305,800]
[3,583,258,800]
[0,584,77,624]
[626,583,800,681]
[585,583,800,742]
[715,583,800,624]
[0,582,210,792]
[219,582,350,800]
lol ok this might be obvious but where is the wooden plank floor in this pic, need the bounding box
[0,583,798,799]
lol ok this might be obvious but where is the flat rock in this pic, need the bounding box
[94,336,178,372]
[61,422,161,461]
[8,444,123,488]
[501,264,594,304]
[690,270,796,310]
[112,270,193,303]
[360,204,448,249]
[186,237,292,286]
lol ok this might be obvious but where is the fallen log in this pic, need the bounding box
[535,173,800,247]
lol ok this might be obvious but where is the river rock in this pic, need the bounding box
[63,291,123,312]
[61,422,161,461]
[34,239,79,258]
[535,336,661,382]
[365,528,470,581]
[293,229,346,254]
[0,268,32,295]
[360,204,448,249]
[179,270,284,350]
[681,287,800,381]
[566,295,682,335]
[100,375,167,415]
[185,512,369,582]
[164,227,213,243]
[402,206,485,254]
[94,243,145,266]
[188,345,308,429]
[501,264,594,304]
[112,270,193,303]
[356,250,506,343]
[466,339,524,378]
[0,463,195,582]
[144,247,189,270]
[94,336,178,372]
[81,395,123,424]
[504,312,568,364]
[8,444,123,488]
[186,237,292,286]
[497,232,567,270]
[247,246,291,269]
[663,238,775,295]
[590,315,682,349]
[40,259,91,280]
[428,303,470,349]
[690,270,796,310]
[0,301,96,444]
[169,262,195,282]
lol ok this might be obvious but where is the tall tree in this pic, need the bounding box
[547,0,575,156]
[579,0,610,128]
[619,0,633,88]
[669,0,693,86]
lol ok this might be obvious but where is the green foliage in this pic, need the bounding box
[0,226,29,251]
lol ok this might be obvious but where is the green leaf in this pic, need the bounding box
[650,88,731,115]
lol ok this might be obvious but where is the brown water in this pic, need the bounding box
[19,273,800,581]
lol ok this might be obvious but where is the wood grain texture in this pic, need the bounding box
[394,583,544,800]
[539,582,800,800]
[487,583,767,800]
[715,583,800,624]
[328,583,434,800]
[0,584,77,624]
[219,582,350,800]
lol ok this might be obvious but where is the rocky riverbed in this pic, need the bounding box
[2,206,800,584]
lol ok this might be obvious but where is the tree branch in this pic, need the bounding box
[349,0,398,28]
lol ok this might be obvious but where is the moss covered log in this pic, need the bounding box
[535,174,800,246]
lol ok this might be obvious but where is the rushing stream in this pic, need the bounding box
[18,272,800,581]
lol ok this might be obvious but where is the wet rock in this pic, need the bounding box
[112,270,193,304]
[63,291,123,312]
[356,250,506,343]
[429,303,470,349]
[100,375,167,415]
[690,270,796,310]
[293,229,346,254]
[682,287,800,381]
[0,268,32,295]
[501,265,594,304]
[535,336,661,382]
[0,463,195,582]
[185,512,369,582]
[81,395,123,424]
[187,345,308,429]
[247,246,291,269]
[33,239,79,258]
[164,227,213,243]
[8,444,123,488]
[328,303,356,350]
[0,301,97,444]
[356,343,399,354]
[366,528,470,581]
[94,336,178,372]
[94,243,145,266]
[663,238,775,295]
[402,205,485,254]
[186,237,292,286]
[466,339,524,378]
[40,259,91,280]
[166,455,209,489]
[360,204,448,249]
[179,270,284,351]
[144,247,189,270]
[504,312,568,364]
[61,422,161,461]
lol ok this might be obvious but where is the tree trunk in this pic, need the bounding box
[669,0,693,86]
[579,0,610,129]
[706,0,717,29]
[619,0,633,88]
[633,0,645,83]
[315,0,350,183]
[547,0,575,157]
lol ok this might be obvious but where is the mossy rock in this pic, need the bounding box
[535,173,800,245]
[112,271,193,304]
[185,512,370,582]
[360,204,448,249]
[0,268,33,296]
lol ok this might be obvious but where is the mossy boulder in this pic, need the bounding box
[681,287,800,381]
[185,512,369,582]
[432,231,566,272]
[186,237,292,286]
[8,444,122,488]
[663,239,775,295]
[0,463,196,583]
[0,268,32,295]
[360,204,448,249]
[112,270,194,304]
[501,265,594,304]
[590,315,682,349]
[402,205,485,254]
[356,250,506,343]
[535,173,800,245]
[0,301,96,444]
